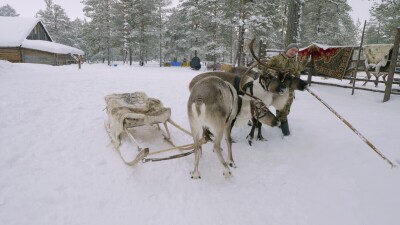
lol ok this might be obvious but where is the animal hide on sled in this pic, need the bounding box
[104,92,171,148]
[298,43,353,79]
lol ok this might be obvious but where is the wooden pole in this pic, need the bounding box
[352,20,367,95]
[307,88,396,168]
[383,27,400,102]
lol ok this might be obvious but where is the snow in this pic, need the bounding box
[0,60,399,225]
[300,43,358,51]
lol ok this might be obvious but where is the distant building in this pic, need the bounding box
[0,16,84,66]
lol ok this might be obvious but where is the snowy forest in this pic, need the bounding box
[1,0,399,66]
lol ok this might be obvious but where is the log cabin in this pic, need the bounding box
[0,16,84,66]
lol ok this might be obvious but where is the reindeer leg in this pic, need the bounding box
[383,73,388,86]
[256,120,266,141]
[190,131,201,179]
[229,118,237,143]
[191,147,201,179]
[213,128,232,178]
[246,118,257,146]
[225,123,236,168]
[374,72,380,87]
[363,70,371,86]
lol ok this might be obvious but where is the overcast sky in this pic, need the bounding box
[1,0,373,23]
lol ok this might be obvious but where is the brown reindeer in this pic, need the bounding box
[187,76,238,179]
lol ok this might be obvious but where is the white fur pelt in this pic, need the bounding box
[105,92,171,148]
[363,44,393,73]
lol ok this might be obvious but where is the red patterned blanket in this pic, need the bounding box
[298,44,354,79]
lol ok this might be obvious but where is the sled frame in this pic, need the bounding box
[105,118,196,166]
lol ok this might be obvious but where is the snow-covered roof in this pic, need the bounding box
[22,39,84,55]
[0,16,48,46]
[0,16,84,55]
[300,43,359,51]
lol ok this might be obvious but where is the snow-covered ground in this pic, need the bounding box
[0,60,399,225]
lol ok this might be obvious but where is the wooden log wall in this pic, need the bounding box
[23,49,56,65]
[0,47,21,63]
[0,47,80,66]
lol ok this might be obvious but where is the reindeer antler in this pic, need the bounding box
[248,37,293,74]
[238,61,264,102]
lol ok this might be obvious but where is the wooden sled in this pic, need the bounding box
[104,92,197,166]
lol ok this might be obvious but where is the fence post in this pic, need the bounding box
[383,27,400,102]
[352,20,367,95]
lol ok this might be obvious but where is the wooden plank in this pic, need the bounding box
[0,48,21,62]
[352,20,367,95]
[1,47,80,66]
[23,48,56,65]
[311,81,400,95]
[383,27,400,102]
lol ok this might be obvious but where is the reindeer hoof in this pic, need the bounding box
[191,175,201,179]
[257,137,267,142]
[191,171,201,179]
[246,135,253,146]
[223,170,232,178]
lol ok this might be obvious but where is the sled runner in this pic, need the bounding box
[104,92,198,166]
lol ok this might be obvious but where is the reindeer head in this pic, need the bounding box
[247,38,308,93]
[276,70,308,91]
[250,99,280,127]
[259,73,287,95]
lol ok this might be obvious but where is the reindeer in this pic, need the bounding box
[189,71,287,102]
[237,38,308,143]
[187,76,239,179]
[226,66,261,80]
[246,70,308,144]
[189,70,283,145]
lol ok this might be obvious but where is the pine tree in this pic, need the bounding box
[36,0,73,45]
[174,0,208,61]
[70,18,86,50]
[248,0,283,49]
[82,0,114,64]
[365,0,400,44]
[0,4,19,16]
[130,0,160,65]
[155,0,172,66]
[299,0,356,46]
[285,0,302,46]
